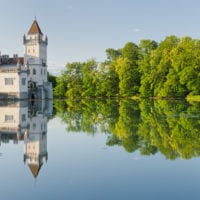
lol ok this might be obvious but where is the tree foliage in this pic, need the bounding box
[54,35,200,98]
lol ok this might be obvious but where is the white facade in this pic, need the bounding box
[0,100,52,177]
[0,67,27,93]
[0,19,52,99]
[0,102,28,132]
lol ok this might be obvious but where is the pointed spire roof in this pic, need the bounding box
[28,163,43,178]
[28,19,43,35]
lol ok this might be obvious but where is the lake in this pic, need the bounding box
[0,99,200,200]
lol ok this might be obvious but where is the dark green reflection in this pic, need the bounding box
[54,99,200,160]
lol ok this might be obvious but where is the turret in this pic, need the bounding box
[23,19,48,86]
[23,19,47,65]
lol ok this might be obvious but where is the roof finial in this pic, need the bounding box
[35,16,37,21]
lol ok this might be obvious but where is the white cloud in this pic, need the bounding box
[133,28,141,33]
[128,25,141,33]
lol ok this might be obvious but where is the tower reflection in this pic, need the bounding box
[0,100,52,177]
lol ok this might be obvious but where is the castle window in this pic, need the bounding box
[33,68,36,75]
[5,78,14,85]
[22,78,26,86]
[5,115,14,122]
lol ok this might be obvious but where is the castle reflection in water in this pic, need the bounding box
[0,100,52,178]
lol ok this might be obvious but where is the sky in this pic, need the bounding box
[0,0,200,75]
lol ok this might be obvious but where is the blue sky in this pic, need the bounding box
[0,0,200,75]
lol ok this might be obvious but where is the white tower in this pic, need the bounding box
[24,110,48,178]
[23,19,48,87]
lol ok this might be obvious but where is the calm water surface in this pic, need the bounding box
[0,99,200,200]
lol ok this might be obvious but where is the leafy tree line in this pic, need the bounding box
[54,35,200,98]
[54,99,200,160]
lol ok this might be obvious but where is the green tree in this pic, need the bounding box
[122,42,138,62]
[54,71,68,98]
[81,60,98,97]
[65,62,83,98]
[171,37,200,96]
[95,62,119,97]
[151,35,180,97]
[115,42,140,97]
[138,40,158,97]
[105,48,122,62]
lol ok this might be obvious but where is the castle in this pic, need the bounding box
[0,19,52,99]
[0,100,52,178]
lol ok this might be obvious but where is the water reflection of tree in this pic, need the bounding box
[139,100,200,159]
[54,99,119,135]
[108,100,141,153]
[54,99,200,160]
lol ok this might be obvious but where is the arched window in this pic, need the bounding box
[33,68,36,75]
